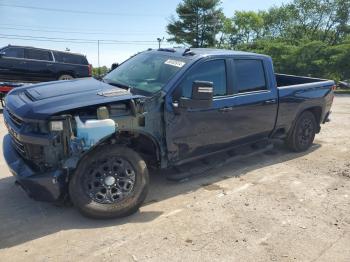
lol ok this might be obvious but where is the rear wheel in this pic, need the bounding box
[58,74,73,80]
[286,111,317,152]
[69,145,149,219]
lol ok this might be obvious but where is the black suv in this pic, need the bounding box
[0,45,91,82]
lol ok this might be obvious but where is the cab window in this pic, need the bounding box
[235,60,267,93]
[25,49,53,61]
[2,47,24,59]
[180,60,227,98]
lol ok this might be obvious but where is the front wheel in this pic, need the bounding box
[285,111,317,152]
[69,145,149,219]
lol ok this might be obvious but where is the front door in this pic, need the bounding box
[0,47,26,81]
[165,58,236,164]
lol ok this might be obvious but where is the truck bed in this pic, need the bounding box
[274,73,335,137]
[276,73,330,87]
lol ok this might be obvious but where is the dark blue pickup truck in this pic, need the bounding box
[3,48,335,218]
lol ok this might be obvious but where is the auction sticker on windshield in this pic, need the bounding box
[165,59,186,68]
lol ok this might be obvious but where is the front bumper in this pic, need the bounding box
[3,134,67,202]
[323,111,331,123]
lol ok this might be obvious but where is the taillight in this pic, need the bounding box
[0,86,13,92]
[88,64,92,77]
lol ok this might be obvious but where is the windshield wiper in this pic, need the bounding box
[103,79,133,91]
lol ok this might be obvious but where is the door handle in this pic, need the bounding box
[219,106,233,112]
[264,99,276,104]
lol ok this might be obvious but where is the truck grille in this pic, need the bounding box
[10,134,27,157]
[5,109,45,170]
[9,134,45,170]
[7,109,23,128]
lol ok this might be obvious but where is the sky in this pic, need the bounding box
[0,0,287,67]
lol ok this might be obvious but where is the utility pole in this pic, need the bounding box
[157,37,164,49]
[97,40,100,76]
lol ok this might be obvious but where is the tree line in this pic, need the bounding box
[167,0,350,81]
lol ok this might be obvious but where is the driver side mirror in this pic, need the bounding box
[178,81,214,110]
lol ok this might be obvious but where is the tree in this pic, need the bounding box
[167,0,224,47]
[220,0,350,47]
[92,66,109,77]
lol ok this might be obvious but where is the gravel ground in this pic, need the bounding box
[0,95,349,262]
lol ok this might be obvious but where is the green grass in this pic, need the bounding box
[335,89,350,94]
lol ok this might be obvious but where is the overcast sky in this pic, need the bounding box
[0,0,287,67]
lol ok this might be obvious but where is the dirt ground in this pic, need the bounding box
[0,95,349,262]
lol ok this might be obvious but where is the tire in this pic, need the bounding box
[285,111,317,152]
[58,74,74,80]
[69,145,149,219]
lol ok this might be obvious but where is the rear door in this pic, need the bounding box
[24,48,55,81]
[53,52,89,78]
[225,58,278,143]
[0,47,26,81]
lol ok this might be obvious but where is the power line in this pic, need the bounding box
[0,26,162,36]
[0,36,158,45]
[0,23,158,34]
[0,3,196,17]
[0,33,158,43]
[0,3,164,17]
[0,36,96,44]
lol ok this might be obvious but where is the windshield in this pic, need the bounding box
[103,52,188,94]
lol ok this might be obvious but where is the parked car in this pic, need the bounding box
[0,45,91,82]
[338,80,350,89]
[3,48,335,218]
[0,81,29,106]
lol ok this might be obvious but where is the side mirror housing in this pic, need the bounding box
[179,81,214,109]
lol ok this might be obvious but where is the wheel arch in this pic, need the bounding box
[306,106,322,126]
[57,71,75,79]
[77,130,163,169]
[288,105,323,137]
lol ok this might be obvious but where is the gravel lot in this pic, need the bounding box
[0,95,349,262]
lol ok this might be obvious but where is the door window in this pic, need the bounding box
[235,60,267,93]
[53,52,88,65]
[2,47,24,58]
[180,60,227,98]
[24,49,53,61]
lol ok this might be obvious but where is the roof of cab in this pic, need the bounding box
[152,47,270,60]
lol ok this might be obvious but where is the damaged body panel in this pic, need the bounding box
[3,48,334,218]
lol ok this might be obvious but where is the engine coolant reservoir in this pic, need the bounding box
[75,116,116,149]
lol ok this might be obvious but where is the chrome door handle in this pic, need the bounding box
[219,106,233,112]
[264,99,276,104]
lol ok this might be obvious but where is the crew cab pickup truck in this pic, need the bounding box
[3,48,335,218]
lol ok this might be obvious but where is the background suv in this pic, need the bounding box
[0,45,92,82]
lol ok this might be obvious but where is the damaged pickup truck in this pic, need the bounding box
[3,48,335,218]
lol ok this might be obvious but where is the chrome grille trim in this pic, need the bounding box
[7,109,23,128]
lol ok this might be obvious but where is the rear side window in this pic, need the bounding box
[25,49,53,61]
[180,60,227,98]
[235,60,267,93]
[53,52,88,65]
[2,47,24,58]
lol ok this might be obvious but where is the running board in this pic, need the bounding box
[165,141,273,181]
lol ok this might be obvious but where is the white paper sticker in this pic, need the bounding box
[164,59,186,68]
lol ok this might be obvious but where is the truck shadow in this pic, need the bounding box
[0,142,321,249]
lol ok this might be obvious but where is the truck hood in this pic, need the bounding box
[5,77,144,120]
